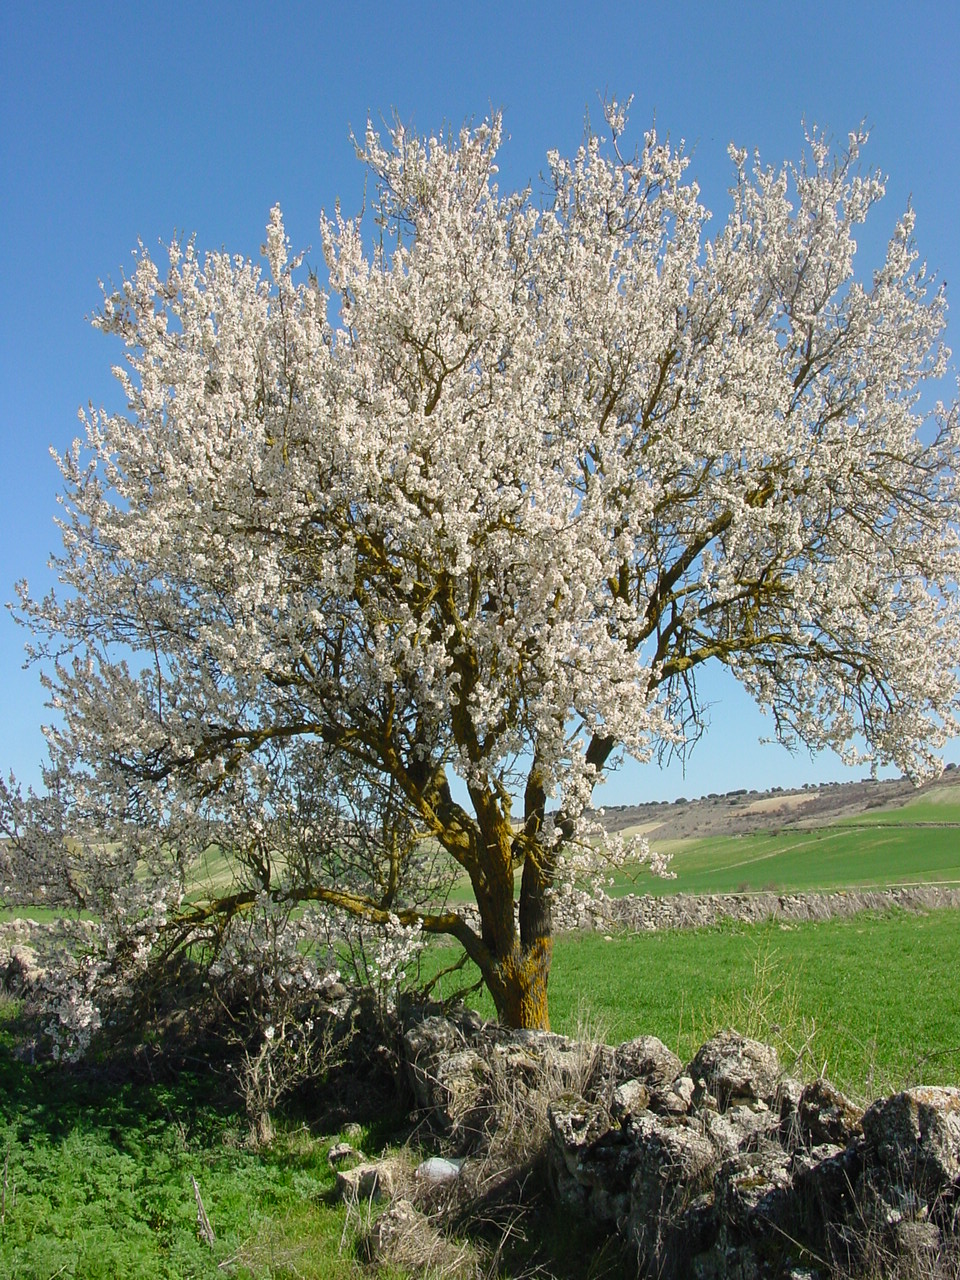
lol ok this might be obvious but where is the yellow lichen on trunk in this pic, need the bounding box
[487,936,553,1031]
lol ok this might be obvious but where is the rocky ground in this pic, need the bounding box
[342,1008,960,1279]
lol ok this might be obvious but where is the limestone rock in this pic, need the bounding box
[797,1078,864,1147]
[653,1073,695,1116]
[336,1158,401,1202]
[364,1198,422,1259]
[327,1141,362,1169]
[855,1162,929,1232]
[402,1015,469,1110]
[610,1077,649,1122]
[363,1196,476,1275]
[701,1103,779,1161]
[790,1141,862,1235]
[687,1032,781,1109]
[863,1086,960,1194]
[613,1034,682,1088]
[432,1048,494,1138]
[714,1145,794,1241]
[891,1217,943,1262]
[1,945,40,994]
[509,1028,611,1095]
[547,1096,612,1180]
[626,1113,718,1260]
[776,1075,804,1142]
[396,1010,960,1280]
[401,1014,494,1140]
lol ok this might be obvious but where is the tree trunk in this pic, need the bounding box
[485,936,553,1030]
[478,824,556,1030]
[455,769,561,1030]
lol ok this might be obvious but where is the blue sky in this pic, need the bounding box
[1,0,958,803]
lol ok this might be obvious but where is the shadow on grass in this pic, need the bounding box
[1,998,628,1279]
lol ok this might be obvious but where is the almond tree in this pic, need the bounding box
[5,105,959,1032]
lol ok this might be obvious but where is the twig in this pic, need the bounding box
[0,1151,11,1243]
[191,1174,216,1247]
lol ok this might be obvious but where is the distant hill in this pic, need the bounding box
[595,766,960,843]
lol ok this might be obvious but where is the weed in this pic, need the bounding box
[702,925,820,1078]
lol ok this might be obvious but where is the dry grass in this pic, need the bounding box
[699,929,821,1082]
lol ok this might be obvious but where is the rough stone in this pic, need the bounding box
[1,946,40,994]
[494,1031,609,1099]
[855,1163,929,1233]
[364,1197,422,1260]
[547,1096,613,1181]
[573,1128,643,1198]
[863,1086,960,1194]
[336,1158,400,1202]
[605,884,960,935]
[891,1217,943,1261]
[402,1015,468,1110]
[791,1140,864,1241]
[687,1032,781,1109]
[797,1078,864,1147]
[776,1075,804,1142]
[626,1113,719,1261]
[701,1103,780,1161]
[610,1077,649,1122]
[363,1196,475,1274]
[652,1073,695,1116]
[327,1141,362,1169]
[613,1034,682,1088]
[432,1049,494,1138]
[714,1145,794,1241]
[396,1011,960,1280]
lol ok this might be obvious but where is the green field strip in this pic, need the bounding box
[610,822,960,896]
[835,802,960,826]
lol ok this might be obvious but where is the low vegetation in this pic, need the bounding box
[2,904,958,1276]
[0,999,361,1280]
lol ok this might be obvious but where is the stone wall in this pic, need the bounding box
[451,885,960,938]
[400,1010,960,1279]
[580,884,960,934]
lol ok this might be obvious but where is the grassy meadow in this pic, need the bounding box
[607,822,960,896]
[419,907,960,1100]
[607,786,960,896]
[0,1006,355,1280]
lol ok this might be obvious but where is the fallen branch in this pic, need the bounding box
[191,1174,216,1247]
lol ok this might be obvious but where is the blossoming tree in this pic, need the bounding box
[4,105,959,1033]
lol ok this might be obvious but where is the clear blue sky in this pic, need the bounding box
[1,0,958,803]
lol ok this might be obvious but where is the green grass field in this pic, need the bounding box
[419,907,960,1100]
[0,997,613,1280]
[836,797,960,825]
[605,789,960,896]
[0,1000,369,1280]
[609,822,960,896]
[4,908,959,1278]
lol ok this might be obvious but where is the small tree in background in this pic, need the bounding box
[3,102,959,1034]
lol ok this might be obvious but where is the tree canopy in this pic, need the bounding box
[4,105,959,1036]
